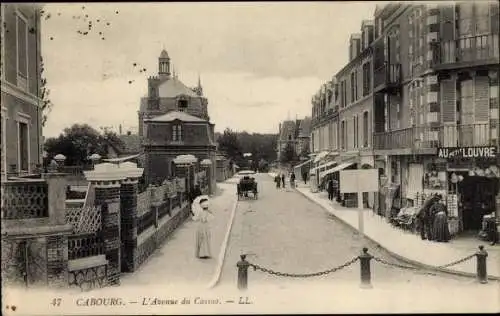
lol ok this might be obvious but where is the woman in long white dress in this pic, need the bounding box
[192,196,213,259]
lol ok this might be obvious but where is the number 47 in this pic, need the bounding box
[51,298,62,307]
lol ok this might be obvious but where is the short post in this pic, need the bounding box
[476,245,488,284]
[359,247,373,289]
[237,254,250,290]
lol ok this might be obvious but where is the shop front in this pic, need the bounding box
[407,146,499,238]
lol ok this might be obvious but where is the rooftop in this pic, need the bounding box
[158,77,199,98]
[145,111,207,123]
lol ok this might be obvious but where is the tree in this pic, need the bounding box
[44,123,124,166]
[40,56,53,127]
[281,142,296,163]
[217,128,242,161]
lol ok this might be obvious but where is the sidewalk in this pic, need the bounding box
[293,183,500,279]
[118,180,238,289]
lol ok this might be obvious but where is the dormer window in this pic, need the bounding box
[177,96,188,112]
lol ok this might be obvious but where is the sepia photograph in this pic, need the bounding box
[1,1,499,315]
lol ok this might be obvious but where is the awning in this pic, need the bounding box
[103,154,141,163]
[310,160,337,174]
[294,159,312,170]
[319,161,356,180]
[313,151,329,163]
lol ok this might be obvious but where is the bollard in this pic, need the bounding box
[359,247,373,289]
[475,245,488,284]
[237,254,250,290]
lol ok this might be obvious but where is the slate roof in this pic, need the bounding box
[298,116,311,138]
[158,77,198,98]
[279,120,297,141]
[145,110,207,123]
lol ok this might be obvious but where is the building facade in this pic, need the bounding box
[1,4,43,178]
[276,117,311,162]
[140,50,217,190]
[372,2,499,233]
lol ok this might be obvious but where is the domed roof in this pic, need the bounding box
[160,49,169,59]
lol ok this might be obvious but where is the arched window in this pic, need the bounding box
[172,124,182,141]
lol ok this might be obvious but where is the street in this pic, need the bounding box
[217,174,499,292]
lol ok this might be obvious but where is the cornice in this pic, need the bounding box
[1,79,41,106]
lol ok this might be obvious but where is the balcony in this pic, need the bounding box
[373,123,496,152]
[431,35,499,71]
[373,63,402,93]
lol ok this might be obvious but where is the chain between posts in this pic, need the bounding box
[248,257,359,278]
[372,253,477,270]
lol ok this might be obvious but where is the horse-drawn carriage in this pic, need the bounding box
[237,176,258,200]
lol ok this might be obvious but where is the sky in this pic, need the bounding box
[41,2,377,138]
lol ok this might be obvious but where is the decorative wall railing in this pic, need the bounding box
[373,123,496,150]
[1,179,49,219]
[68,233,105,260]
[66,206,102,234]
[137,190,152,218]
[137,209,155,235]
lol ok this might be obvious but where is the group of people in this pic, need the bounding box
[416,194,451,242]
[274,172,296,189]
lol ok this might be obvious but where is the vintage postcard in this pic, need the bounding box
[1,1,499,315]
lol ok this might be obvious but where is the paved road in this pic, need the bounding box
[217,174,498,293]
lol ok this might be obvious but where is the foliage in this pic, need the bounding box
[216,129,277,170]
[280,142,297,163]
[217,128,242,161]
[44,124,124,166]
[40,56,53,127]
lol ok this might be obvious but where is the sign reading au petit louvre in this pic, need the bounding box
[437,146,498,159]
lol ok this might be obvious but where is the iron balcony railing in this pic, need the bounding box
[374,63,402,89]
[431,34,499,67]
[373,123,496,150]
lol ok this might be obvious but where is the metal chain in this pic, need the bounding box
[248,257,359,278]
[373,253,476,271]
[372,256,420,270]
[436,253,476,269]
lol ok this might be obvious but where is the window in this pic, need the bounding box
[1,109,6,176]
[353,115,358,148]
[172,124,182,141]
[177,99,188,112]
[350,72,355,104]
[362,62,371,96]
[363,111,369,147]
[18,120,29,172]
[475,4,489,35]
[16,12,28,82]
[460,79,474,125]
[340,121,346,149]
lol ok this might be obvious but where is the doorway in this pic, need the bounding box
[459,176,498,231]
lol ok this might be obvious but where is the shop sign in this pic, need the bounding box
[437,146,497,159]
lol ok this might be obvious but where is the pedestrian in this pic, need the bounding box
[327,179,334,201]
[416,194,438,240]
[192,196,214,259]
[275,174,281,188]
[290,172,296,188]
[281,173,286,188]
[430,194,451,242]
[302,171,307,184]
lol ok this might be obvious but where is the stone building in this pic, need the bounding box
[139,50,217,192]
[276,117,311,162]
[1,4,44,178]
